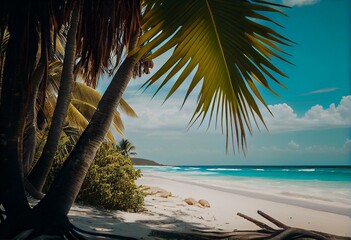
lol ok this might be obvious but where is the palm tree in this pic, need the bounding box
[35,0,291,224]
[27,61,137,194]
[118,139,137,157]
[27,3,81,192]
[0,1,141,236]
[0,0,291,237]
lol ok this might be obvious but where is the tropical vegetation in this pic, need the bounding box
[0,0,291,238]
[45,140,143,212]
[118,139,137,157]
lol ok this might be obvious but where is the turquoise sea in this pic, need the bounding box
[136,165,351,215]
[136,165,351,182]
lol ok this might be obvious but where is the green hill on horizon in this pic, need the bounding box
[131,158,163,166]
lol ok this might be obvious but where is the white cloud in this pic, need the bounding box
[344,138,351,149]
[282,0,319,7]
[262,95,351,132]
[288,140,299,149]
[122,92,351,138]
[302,88,338,95]
[122,94,197,134]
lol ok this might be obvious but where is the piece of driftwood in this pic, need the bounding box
[150,210,351,240]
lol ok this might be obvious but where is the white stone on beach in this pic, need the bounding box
[184,198,198,206]
[198,199,210,208]
[159,191,172,198]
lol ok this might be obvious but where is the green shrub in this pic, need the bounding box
[77,143,144,212]
[44,140,144,212]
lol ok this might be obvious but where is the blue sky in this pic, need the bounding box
[99,0,351,166]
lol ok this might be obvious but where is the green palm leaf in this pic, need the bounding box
[72,82,138,118]
[69,99,122,140]
[46,61,137,138]
[134,0,293,152]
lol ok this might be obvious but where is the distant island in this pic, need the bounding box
[131,158,163,166]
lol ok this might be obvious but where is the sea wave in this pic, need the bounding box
[194,172,218,175]
[207,168,242,171]
[298,169,315,172]
[185,167,200,171]
[253,169,264,171]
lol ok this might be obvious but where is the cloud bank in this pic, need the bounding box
[122,94,351,136]
[263,95,351,132]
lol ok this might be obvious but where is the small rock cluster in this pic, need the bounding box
[184,198,210,208]
[141,186,172,198]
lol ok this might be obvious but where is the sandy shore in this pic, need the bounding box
[68,171,351,239]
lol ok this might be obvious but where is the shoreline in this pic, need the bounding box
[144,173,351,217]
[68,170,351,238]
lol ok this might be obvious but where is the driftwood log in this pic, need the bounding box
[150,210,351,240]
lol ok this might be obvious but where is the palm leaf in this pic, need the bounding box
[134,0,292,152]
[70,99,124,138]
[72,81,137,118]
[46,62,136,138]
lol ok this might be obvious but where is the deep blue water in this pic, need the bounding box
[136,165,351,182]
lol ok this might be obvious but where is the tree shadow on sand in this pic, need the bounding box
[66,207,351,240]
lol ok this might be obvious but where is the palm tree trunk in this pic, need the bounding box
[27,4,80,193]
[23,64,45,177]
[0,7,36,235]
[34,29,140,216]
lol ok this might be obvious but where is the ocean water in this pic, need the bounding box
[136,165,351,214]
[137,165,351,182]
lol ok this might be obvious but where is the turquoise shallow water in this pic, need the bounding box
[136,165,351,182]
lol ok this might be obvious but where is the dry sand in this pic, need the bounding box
[68,172,351,239]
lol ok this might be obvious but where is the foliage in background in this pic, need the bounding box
[44,135,143,212]
[78,143,143,212]
[34,125,80,180]
[46,61,138,140]
[117,138,137,157]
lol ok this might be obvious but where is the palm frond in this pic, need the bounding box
[119,98,138,118]
[46,61,136,137]
[72,81,138,118]
[70,99,124,137]
[135,0,292,152]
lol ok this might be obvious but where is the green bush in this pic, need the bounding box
[44,139,144,212]
[77,143,144,212]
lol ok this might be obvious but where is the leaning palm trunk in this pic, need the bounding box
[27,4,80,193]
[23,64,45,177]
[33,29,140,217]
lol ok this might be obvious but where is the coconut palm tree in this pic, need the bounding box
[118,139,137,157]
[35,0,291,226]
[0,1,141,236]
[26,3,81,193]
[0,0,291,237]
[27,60,137,194]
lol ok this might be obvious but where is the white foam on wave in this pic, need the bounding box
[207,168,242,171]
[195,172,218,175]
[254,169,264,171]
[171,167,181,170]
[185,167,200,171]
[298,169,315,172]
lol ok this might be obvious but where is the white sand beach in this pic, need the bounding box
[68,170,351,239]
